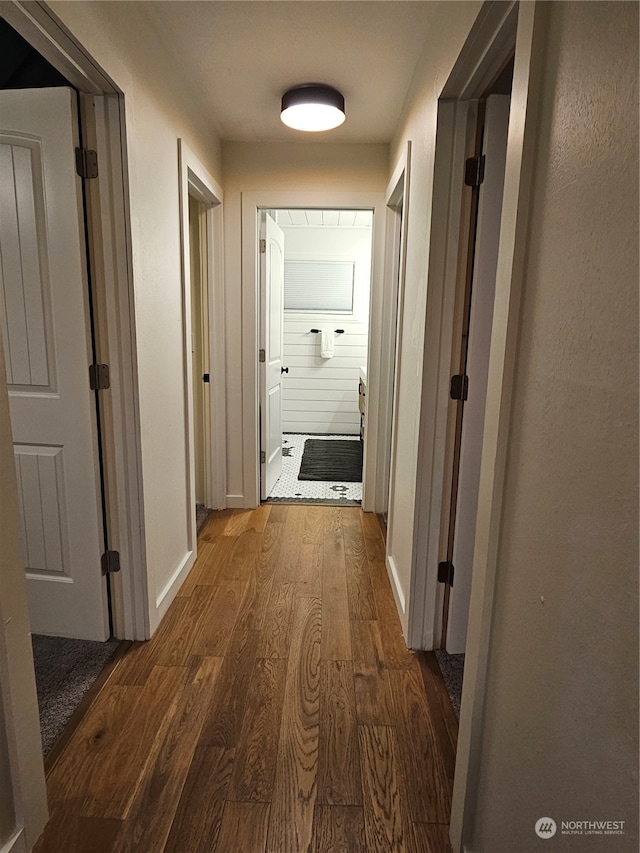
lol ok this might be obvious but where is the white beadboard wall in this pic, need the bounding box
[279,221,372,435]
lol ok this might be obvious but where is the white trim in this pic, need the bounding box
[178,140,226,546]
[374,142,412,514]
[82,94,148,643]
[155,550,194,612]
[226,494,246,509]
[1,2,148,647]
[0,0,119,95]
[407,99,473,653]
[240,191,385,510]
[386,555,406,614]
[410,2,544,850]
[0,828,25,853]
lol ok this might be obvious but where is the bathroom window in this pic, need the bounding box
[284,260,354,313]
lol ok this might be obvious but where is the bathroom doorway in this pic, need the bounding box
[259,208,373,505]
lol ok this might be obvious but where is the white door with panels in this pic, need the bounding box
[259,212,285,499]
[0,88,108,640]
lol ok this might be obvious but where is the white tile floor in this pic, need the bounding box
[267,433,362,504]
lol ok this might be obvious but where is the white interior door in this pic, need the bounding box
[0,88,108,641]
[447,95,511,653]
[259,212,285,499]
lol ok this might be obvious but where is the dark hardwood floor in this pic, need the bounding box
[34,505,458,853]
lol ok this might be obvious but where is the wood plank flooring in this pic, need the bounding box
[34,506,458,853]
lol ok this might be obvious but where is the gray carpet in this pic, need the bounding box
[435,650,465,719]
[31,634,119,754]
[196,503,211,532]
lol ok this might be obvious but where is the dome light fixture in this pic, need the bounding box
[280,84,345,132]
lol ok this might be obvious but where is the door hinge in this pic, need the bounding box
[258,349,266,363]
[450,373,469,401]
[464,154,485,187]
[259,238,266,253]
[438,560,455,586]
[260,450,266,464]
[75,147,99,179]
[203,373,210,383]
[89,363,110,390]
[101,550,121,574]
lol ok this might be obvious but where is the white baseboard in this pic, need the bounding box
[386,554,406,613]
[151,548,196,634]
[226,494,246,508]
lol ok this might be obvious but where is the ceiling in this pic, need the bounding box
[136,1,443,143]
[276,210,373,228]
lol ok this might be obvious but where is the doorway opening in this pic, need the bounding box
[188,194,211,532]
[436,57,513,717]
[0,17,120,758]
[259,208,373,506]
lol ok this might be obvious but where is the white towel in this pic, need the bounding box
[320,330,334,359]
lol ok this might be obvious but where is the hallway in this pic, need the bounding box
[34,505,457,853]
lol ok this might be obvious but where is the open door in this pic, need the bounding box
[441,94,511,653]
[0,88,108,641]
[259,212,285,499]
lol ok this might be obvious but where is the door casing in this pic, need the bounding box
[241,191,386,511]
[399,1,547,849]
[0,0,148,847]
[178,139,226,559]
[377,142,411,517]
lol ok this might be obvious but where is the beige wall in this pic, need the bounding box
[221,142,388,500]
[468,2,639,850]
[49,2,223,630]
[384,0,483,627]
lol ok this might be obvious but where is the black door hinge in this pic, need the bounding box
[101,550,121,574]
[438,560,455,586]
[89,363,110,390]
[203,373,210,383]
[75,147,99,179]
[464,154,485,187]
[450,374,469,401]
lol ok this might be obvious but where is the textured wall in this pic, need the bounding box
[469,3,639,850]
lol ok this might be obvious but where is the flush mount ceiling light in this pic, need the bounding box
[280,84,345,132]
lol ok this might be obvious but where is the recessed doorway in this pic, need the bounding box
[258,208,373,506]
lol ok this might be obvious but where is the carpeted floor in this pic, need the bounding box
[31,634,119,754]
[435,650,465,719]
[196,503,211,532]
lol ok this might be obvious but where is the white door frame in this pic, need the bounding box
[1,0,147,643]
[375,142,412,514]
[0,2,148,840]
[396,1,546,849]
[241,191,386,509]
[178,140,226,526]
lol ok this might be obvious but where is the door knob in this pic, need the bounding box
[281,366,289,374]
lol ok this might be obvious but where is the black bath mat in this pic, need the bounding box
[298,439,363,482]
